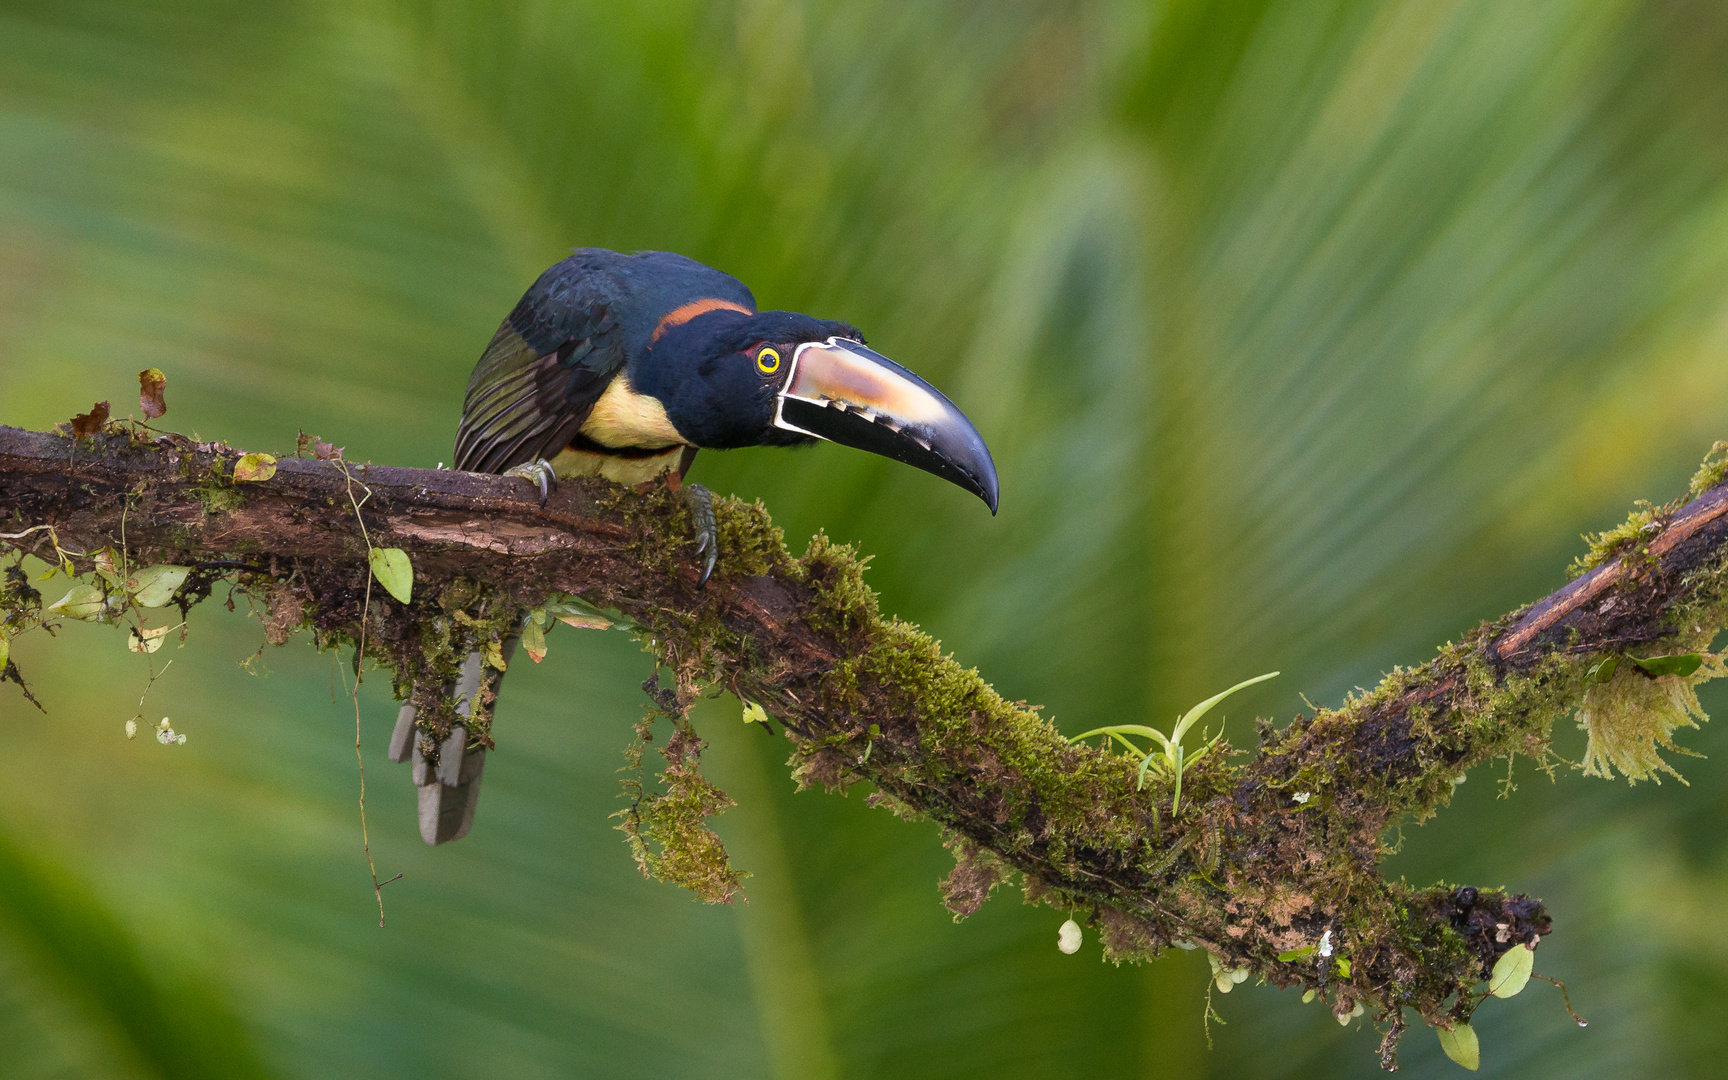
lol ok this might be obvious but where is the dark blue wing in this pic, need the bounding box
[452,259,628,474]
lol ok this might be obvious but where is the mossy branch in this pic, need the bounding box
[6,422,1728,1068]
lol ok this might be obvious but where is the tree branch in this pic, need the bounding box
[5,422,1727,1068]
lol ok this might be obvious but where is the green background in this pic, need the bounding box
[4,1,1728,1076]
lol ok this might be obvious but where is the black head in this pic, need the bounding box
[637,310,857,450]
[638,308,999,512]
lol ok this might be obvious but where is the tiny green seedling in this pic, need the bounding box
[1070,672,1278,814]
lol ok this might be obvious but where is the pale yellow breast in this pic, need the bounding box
[549,446,685,486]
[580,376,686,449]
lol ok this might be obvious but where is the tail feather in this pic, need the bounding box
[390,638,517,845]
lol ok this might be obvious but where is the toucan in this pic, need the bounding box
[389,248,999,844]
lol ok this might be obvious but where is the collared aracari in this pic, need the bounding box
[390,248,999,844]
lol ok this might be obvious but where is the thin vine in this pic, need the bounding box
[330,451,400,928]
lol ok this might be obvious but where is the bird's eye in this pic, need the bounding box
[756,346,782,375]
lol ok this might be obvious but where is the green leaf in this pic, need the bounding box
[1437,1022,1480,1071]
[1334,957,1351,978]
[1069,724,1169,744]
[1135,753,1157,791]
[1587,655,1621,683]
[231,452,277,482]
[368,547,413,604]
[521,618,546,663]
[125,564,189,607]
[542,594,626,630]
[1110,731,1157,760]
[0,633,9,669]
[552,611,611,630]
[1627,653,1704,678]
[1278,944,1317,962]
[1488,943,1534,998]
[1170,671,1280,745]
[47,583,111,621]
[742,702,770,726]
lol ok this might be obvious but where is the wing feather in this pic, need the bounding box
[452,282,629,474]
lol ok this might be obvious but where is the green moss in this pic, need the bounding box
[1689,440,1728,498]
[1569,501,1665,578]
[174,452,253,516]
[592,481,690,582]
[712,496,795,580]
[192,482,246,516]
[612,713,745,904]
[1577,656,1722,783]
[1568,443,1728,580]
[800,532,879,637]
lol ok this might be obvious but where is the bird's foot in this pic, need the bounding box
[503,458,557,505]
[684,482,717,587]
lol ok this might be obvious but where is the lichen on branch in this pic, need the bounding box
[4,419,1728,1068]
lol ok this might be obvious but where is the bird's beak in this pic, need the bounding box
[774,337,999,513]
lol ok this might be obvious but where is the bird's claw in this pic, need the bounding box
[684,483,718,587]
[503,458,557,505]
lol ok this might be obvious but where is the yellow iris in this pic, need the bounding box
[756,346,781,374]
